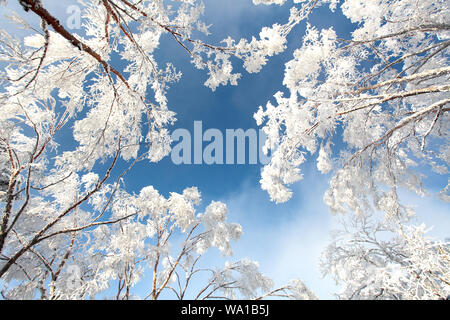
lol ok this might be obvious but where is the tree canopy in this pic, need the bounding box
[0,0,448,300]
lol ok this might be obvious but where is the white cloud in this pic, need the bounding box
[220,169,339,299]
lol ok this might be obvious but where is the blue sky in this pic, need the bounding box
[1,0,449,299]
